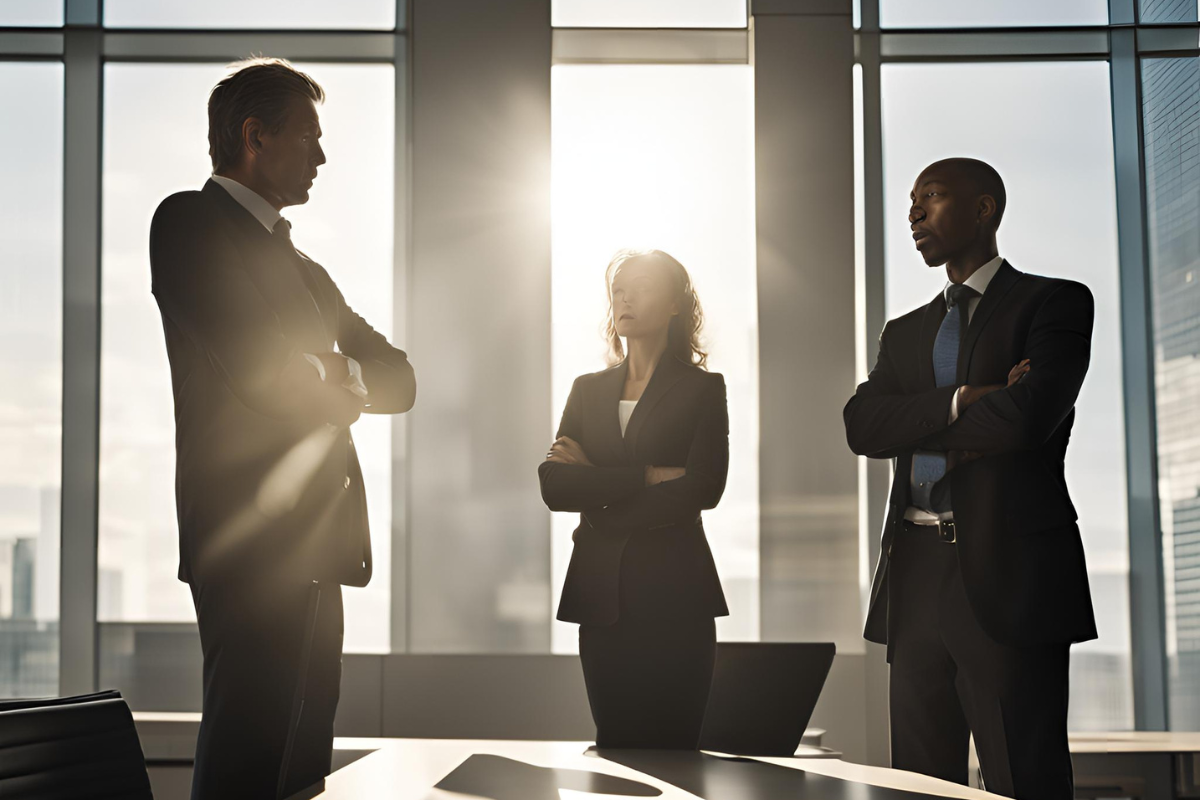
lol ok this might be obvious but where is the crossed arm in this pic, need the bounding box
[538,375,730,531]
[150,195,414,426]
[324,281,416,415]
[843,281,1093,460]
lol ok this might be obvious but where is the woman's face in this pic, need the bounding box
[611,257,678,340]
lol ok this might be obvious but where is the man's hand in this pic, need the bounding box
[957,382,1003,411]
[957,358,1031,411]
[645,466,686,486]
[546,436,593,466]
[950,359,1030,468]
[317,352,352,385]
[1007,358,1031,387]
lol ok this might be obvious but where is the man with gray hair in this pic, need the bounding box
[149,57,416,798]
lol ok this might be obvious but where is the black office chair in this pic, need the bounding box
[0,689,154,799]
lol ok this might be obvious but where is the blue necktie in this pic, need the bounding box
[911,283,979,513]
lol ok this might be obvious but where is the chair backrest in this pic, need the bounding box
[0,690,122,714]
[0,691,154,799]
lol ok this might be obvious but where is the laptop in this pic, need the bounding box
[698,642,836,757]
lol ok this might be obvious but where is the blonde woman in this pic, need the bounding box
[539,249,729,749]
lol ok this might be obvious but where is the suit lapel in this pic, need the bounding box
[956,260,1021,384]
[204,180,331,349]
[917,295,945,390]
[591,361,629,464]
[291,250,334,344]
[624,355,688,456]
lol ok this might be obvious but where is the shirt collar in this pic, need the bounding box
[944,255,1003,307]
[209,174,284,233]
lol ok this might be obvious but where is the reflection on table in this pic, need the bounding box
[284,738,1008,800]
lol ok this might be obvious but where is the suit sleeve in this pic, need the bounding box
[149,195,361,427]
[538,377,646,512]
[588,373,730,531]
[921,282,1093,454]
[843,321,960,459]
[331,283,417,414]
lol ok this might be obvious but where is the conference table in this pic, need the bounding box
[284,737,1009,799]
[1069,731,1200,799]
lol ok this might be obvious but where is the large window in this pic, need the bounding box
[551,0,746,28]
[550,64,759,653]
[0,0,63,26]
[0,62,63,697]
[102,0,396,30]
[1142,55,1200,730]
[98,62,396,653]
[878,0,1108,28]
[881,61,1133,730]
[1139,1,1200,24]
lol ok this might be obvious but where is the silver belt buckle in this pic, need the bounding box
[936,519,956,543]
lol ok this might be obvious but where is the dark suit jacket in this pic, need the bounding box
[540,355,730,626]
[844,260,1098,651]
[149,179,415,587]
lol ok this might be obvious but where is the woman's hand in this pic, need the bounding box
[546,436,593,466]
[645,466,686,486]
[1007,358,1031,387]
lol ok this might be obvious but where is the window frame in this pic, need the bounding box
[0,0,1184,733]
[856,0,1175,732]
[0,0,409,695]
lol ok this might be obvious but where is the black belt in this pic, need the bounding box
[902,518,956,543]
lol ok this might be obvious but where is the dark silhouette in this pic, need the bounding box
[591,749,942,799]
[540,250,729,749]
[844,157,1095,799]
[149,58,415,799]
[433,754,662,800]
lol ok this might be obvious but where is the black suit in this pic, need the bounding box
[150,179,415,798]
[540,355,729,747]
[844,260,1097,799]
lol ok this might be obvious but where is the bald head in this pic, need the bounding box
[909,157,1005,269]
[930,157,1006,228]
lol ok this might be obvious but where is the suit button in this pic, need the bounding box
[343,476,351,489]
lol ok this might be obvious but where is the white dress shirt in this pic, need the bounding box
[904,255,1004,525]
[209,174,368,400]
[618,400,638,438]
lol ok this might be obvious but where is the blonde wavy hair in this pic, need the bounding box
[602,249,708,370]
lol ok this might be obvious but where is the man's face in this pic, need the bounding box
[255,95,326,209]
[908,165,982,268]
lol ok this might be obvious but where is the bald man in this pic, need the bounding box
[844,158,1096,799]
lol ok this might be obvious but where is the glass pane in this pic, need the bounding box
[0,62,63,697]
[1142,56,1200,729]
[880,0,1107,28]
[0,0,64,26]
[100,63,395,654]
[103,0,395,30]
[552,0,746,28]
[1139,1,1199,23]
[881,62,1132,730]
[550,64,759,653]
